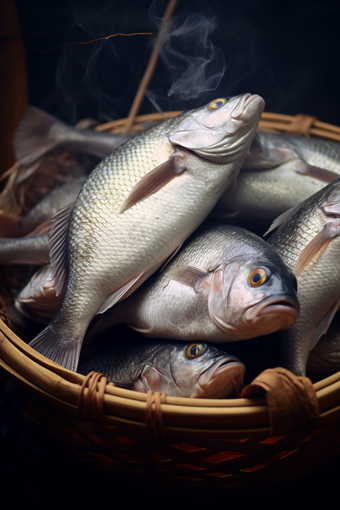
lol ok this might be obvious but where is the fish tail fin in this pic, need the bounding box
[29,319,84,372]
[13,106,68,167]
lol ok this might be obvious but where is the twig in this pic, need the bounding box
[26,32,158,53]
[123,0,180,135]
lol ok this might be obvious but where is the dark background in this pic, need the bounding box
[1,0,340,506]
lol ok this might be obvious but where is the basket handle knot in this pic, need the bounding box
[284,114,318,137]
[145,390,167,437]
[77,371,110,426]
[240,367,319,435]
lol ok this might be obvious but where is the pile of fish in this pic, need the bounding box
[2,93,340,398]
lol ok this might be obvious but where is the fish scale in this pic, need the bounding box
[29,94,265,371]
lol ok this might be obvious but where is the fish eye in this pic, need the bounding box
[186,343,205,359]
[248,268,267,287]
[208,98,227,110]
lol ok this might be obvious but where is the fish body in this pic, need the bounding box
[268,177,340,376]
[0,176,86,238]
[87,224,299,343]
[29,94,265,371]
[78,339,245,398]
[215,132,340,220]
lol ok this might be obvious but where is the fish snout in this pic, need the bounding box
[197,357,245,398]
[245,295,300,335]
[231,93,265,121]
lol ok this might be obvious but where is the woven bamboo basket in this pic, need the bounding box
[1,111,340,494]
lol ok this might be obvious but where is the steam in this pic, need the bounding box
[158,14,226,101]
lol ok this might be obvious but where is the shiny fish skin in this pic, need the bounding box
[268,177,340,376]
[29,94,265,371]
[78,339,245,398]
[215,132,340,220]
[86,224,299,344]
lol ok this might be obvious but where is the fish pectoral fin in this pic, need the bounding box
[96,272,145,315]
[166,266,209,292]
[294,160,339,184]
[311,300,340,350]
[264,204,300,237]
[118,154,186,214]
[294,222,340,276]
[48,202,75,296]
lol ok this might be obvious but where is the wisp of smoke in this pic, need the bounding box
[156,13,226,102]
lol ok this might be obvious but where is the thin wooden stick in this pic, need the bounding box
[123,0,180,135]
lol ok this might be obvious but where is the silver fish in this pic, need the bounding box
[87,224,299,344]
[78,339,245,399]
[0,176,86,238]
[214,132,340,221]
[29,93,265,371]
[267,177,340,376]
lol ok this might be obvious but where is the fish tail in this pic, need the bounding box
[29,318,84,372]
[13,106,67,167]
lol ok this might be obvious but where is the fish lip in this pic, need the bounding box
[197,357,245,398]
[231,93,264,120]
[245,295,300,322]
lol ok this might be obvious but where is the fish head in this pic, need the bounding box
[168,94,265,164]
[208,256,299,340]
[139,342,245,398]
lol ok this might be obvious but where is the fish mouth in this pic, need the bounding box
[245,295,300,330]
[197,357,245,398]
[231,93,265,120]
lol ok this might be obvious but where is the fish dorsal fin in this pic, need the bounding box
[96,272,145,314]
[49,202,75,296]
[13,106,61,166]
[294,160,339,184]
[264,204,300,237]
[311,300,340,350]
[166,266,209,292]
[294,222,340,276]
[242,133,297,169]
[119,153,186,214]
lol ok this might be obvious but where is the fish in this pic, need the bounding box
[213,132,340,221]
[307,312,340,378]
[0,234,49,265]
[267,177,340,376]
[0,176,86,237]
[78,339,246,398]
[13,106,131,175]
[86,224,299,344]
[28,93,265,371]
